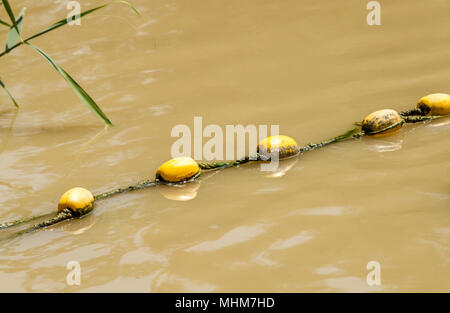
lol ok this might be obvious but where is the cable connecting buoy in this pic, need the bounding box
[257,135,299,160]
[58,187,95,217]
[0,187,95,238]
[361,109,404,136]
[417,93,450,116]
[401,93,450,117]
[2,93,449,239]
[156,156,201,183]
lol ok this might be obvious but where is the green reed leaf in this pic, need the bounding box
[0,3,12,27]
[26,1,140,42]
[5,7,25,51]
[1,0,19,34]
[0,1,140,58]
[26,42,112,125]
[0,18,12,28]
[0,76,18,107]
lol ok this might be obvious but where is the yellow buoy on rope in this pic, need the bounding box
[3,93,449,239]
[361,109,404,136]
[417,93,450,116]
[257,135,299,160]
[58,187,95,217]
[156,156,201,183]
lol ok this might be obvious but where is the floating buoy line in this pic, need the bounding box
[1,93,449,240]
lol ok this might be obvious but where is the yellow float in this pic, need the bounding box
[417,93,450,116]
[156,156,201,183]
[58,187,95,217]
[257,135,299,159]
[361,109,404,136]
[3,93,449,238]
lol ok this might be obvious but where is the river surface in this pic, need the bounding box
[0,0,449,292]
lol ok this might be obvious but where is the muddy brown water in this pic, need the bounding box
[0,0,449,292]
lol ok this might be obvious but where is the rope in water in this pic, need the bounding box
[197,127,362,170]
[1,94,449,238]
[1,129,354,232]
[403,115,448,123]
[0,212,54,230]
[9,209,73,237]
[94,180,159,201]
[3,115,438,232]
[0,127,360,236]
[400,108,423,117]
